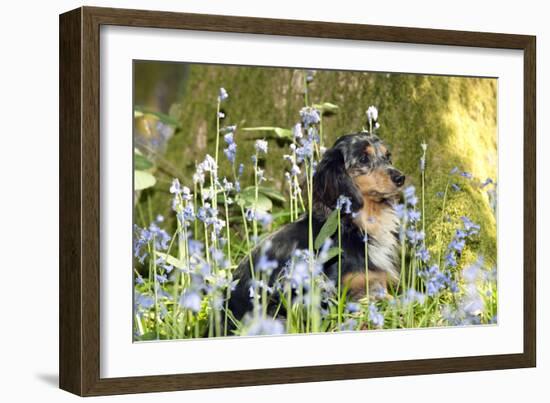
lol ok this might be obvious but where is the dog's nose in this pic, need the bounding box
[390,170,405,187]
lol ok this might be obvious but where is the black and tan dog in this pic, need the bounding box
[229,132,405,320]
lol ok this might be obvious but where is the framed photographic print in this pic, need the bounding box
[59,6,536,396]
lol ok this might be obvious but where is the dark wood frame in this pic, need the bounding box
[59,6,536,396]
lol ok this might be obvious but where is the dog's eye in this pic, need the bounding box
[360,155,370,164]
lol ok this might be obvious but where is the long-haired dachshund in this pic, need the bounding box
[229,132,405,320]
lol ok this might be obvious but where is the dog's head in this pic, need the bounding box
[313,132,405,217]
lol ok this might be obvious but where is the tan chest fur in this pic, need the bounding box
[353,198,400,280]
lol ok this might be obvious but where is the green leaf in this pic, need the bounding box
[314,209,339,250]
[274,128,293,139]
[312,102,339,115]
[138,331,160,341]
[134,105,181,128]
[320,247,342,263]
[256,186,286,203]
[134,153,154,170]
[236,188,273,212]
[241,186,286,203]
[156,252,185,269]
[242,126,293,140]
[134,170,156,191]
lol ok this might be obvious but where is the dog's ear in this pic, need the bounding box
[313,147,363,216]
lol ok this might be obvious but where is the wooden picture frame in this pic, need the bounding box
[59,6,536,396]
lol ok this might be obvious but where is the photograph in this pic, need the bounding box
[132,61,498,340]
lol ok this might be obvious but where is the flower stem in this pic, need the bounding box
[151,245,160,339]
[215,98,221,165]
[306,161,314,331]
[223,191,232,264]
[437,178,451,267]
[253,152,259,243]
[239,203,255,280]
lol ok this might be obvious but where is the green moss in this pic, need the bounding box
[135,64,497,269]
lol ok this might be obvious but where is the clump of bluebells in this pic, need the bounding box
[133,75,497,340]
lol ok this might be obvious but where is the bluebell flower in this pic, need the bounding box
[290,164,301,176]
[198,154,217,175]
[221,125,236,134]
[406,229,425,244]
[461,216,480,235]
[193,170,205,185]
[169,178,181,194]
[416,247,430,263]
[135,274,145,285]
[442,304,480,326]
[224,132,234,145]
[336,195,352,214]
[340,318,358,331]
[449,280,459,293]
[445,252,457,268]
[255,139,268,154]
[179,291,202,313]
[257,210,272,227]
[222,178,233,193]
[256,168,266,184]
[224,142,237,164]
[395,203,407,220]
[257,254,278,274]
[178,203,195,223]
[449,238,466,253]
[218,87,228,102]
[248,279,273,299]
[481,178,494,188]
[450,167,459,174]
[460,171,473,179]
[292,123,303,139]
[368,303,384,328]
[135,292,154,310]
[403,186,417,206]
[409,210,421,222]
[295,139,315,162]
[155,121,173,143]
[402,289,426,305]
[451,183,461,191]
[286,260,309,289]
[299,106,321,128]
[197,206,208,222]
[149,223,171,250]
[455,229,468,239]
[245,208,255,221]
[244,317,285,336]
[366,106,378,124]
[463,257,484,283]
[156,274,168,284]
[346,302,360,313]
[462,284,484,316]
[305,70,316,83]
[419,265,450,296]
